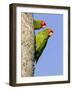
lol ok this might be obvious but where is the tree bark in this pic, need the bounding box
[21,13,35,77]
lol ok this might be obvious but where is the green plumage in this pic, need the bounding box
[35,29,50,63]
[33,19,42,29]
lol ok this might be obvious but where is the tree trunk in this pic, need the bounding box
[21,13,35,77]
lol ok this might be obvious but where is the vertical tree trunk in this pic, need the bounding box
[21,13,35,77]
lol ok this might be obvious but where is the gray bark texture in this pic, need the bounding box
[21,13,35,77]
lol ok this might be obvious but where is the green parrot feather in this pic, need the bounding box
[33,19,42,29]
[35,29,50,63]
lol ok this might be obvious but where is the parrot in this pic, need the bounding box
[35,28,53,63]
[33,19,46,30]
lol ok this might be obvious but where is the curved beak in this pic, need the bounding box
[41,21,46,28]
[48,28,54,37]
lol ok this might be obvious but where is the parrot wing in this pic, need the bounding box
[35,29,49,63]
[35,39,48,63]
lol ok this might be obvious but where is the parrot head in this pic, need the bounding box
[47,28,54,37]
[41,20,46,28]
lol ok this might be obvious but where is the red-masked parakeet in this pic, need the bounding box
[35,28,53,63]
[33,19,46,30]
